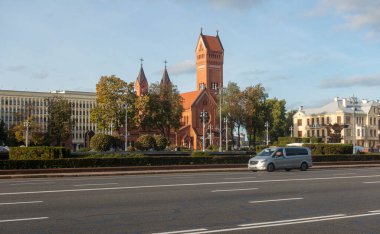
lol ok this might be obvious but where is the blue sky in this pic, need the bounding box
[1,0,380,110]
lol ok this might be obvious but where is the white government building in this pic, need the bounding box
[294,97,380,148]
[0,89,96,148]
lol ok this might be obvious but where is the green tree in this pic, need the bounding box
[145,82,183,139]
[265,98,287,143]
[243,84,268,147]
[46,96,73,146]
[285,110,297,136]
[222,82,244,148]
[0,119,7,145]
[90,75,136,134]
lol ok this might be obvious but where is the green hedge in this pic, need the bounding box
[313,154,380,162]
[304,144,352,155]
[9,147,71,160]
[0,156,251,169]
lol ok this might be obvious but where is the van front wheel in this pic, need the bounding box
[267,163,275,172]
[300,162,308,171]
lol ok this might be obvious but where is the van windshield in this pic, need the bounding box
[256,148,276,157]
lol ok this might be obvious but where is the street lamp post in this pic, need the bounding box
[265,121,269,146]
[224,117,228,151]
[23,120,30,147]
[199,110,207,152]
[124,103,128,151]
[219,88,223,152]
[209,125,212,146]
[289,126,294,137]
[351,96,357,155]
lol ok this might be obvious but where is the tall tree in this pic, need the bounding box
[90,75,136,134]
[146,82,183,139]
[243,84,268,147]
[265,98,287,143]
[0,119,6,145]
[222,82,244,148]
[47,96,73,146]
[285,110,297,137]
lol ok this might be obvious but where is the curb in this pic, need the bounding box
[1,163,380,179]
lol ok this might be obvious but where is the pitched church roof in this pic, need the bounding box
[136,66,147,84]
[180,90,202,110]
[160,67,172,86]
[199,33,224,52]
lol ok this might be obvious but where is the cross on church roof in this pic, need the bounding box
[139,58,144,67]
[164,60,168,68]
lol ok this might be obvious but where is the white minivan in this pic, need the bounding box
[248,147,312,172]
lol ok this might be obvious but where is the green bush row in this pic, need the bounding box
[313,154,380,162]
[0,156,251,169]
[304,144,352,155]
[9,147,71,160]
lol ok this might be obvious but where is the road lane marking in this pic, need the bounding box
[3,174,380,196]
[190,212,380,233]
[333,173,357,176]
[363,181,380,184]
[369,210,380,213]
[74,183,119,187]
[249,197,303,204]
[0,217,48,223]
[11,182,56,186]
[211,188,258,192]
[0,201,43,206]
[239,214,345,226]
[224,177,256,180]
[152,228,208,234]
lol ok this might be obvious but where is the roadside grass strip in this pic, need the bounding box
[211,188,258,192]
[249,197,303,203]
[190,211,380,233]
[0,201,43,206]
[152,228,208,234]
[0,217,48,223]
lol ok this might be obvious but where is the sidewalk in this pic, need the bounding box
[1,162,380,179]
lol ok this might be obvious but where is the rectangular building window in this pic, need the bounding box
[297,119,302,126]
[337,116,341,124]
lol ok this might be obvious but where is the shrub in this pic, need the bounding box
[191,151,209,157]
[135,134,156,151]
[9,146,70,160]
[90,133,113,152]
[255,145,268,153]
[127,146,135,152]
[303,143,352,155]
[154,135,168,151]
[207,145,219,152]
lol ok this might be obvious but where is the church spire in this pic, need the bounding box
[135,58,148,96]
[160,60,172,86]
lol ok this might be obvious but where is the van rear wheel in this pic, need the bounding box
[267,163,275,172]
[300,162,308,171]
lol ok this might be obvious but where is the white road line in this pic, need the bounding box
[152,228,208,234]
[211,188,258,193]
[249,197,303,204]
[74,183,119,187]
[333,173,357,176]
[369,210,380,213]
[224,177,256,180]
[239,214,345,227]
[190,212,380,233]
[0,201,43,206]
[2,174,380,196]
[11,182,56,186]
[0,217,48,223]
[363,181,380,184]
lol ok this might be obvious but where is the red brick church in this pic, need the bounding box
[134,30,224,150]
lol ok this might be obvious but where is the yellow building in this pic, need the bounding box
[294,97,380,148]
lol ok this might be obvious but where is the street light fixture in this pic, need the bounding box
[124,103,128,152]
[200,110,208,152]
[219,88,223,152]
[350,96,358,155]
[289,125,294,138]
[23,120,31,147]
[224,116,228,151]
[265,121,269,146]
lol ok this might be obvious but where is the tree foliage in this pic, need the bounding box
[144,82,183,139]
[91,75,136,134]
[0,119,7,146]
[46,96,73,146]
[265,98,287,143]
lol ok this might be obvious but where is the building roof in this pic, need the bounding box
[136,66,148,84]
[180,90,202,110]
[199,34,224,52]
[160,67,172,86]
[300,97,380,116]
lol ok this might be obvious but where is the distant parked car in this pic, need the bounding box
[0,146,9,152]
[354,146,364,154]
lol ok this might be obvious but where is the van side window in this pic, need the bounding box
[285,148,308,156]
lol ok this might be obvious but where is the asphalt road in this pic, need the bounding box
[0,167,380,234]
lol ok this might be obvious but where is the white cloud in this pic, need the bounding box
[311,0,380,38]
[320,73,380,88]
[162,60,195,76]
[208,0,263,12]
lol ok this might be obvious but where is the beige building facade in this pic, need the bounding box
[0,90,96,148]
[294,97,380,148]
